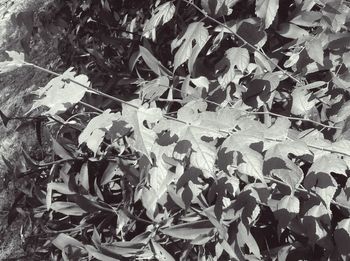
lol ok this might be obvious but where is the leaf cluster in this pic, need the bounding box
[2,0,350,260]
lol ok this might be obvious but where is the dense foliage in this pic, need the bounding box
[2,0,350,260]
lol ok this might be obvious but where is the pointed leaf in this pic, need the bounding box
[143,2,175,39]
[255,0,279,29]
[161,220,214,240]
[171,22,209,72]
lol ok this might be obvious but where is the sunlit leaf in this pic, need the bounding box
[255,0,279,29]
[171,22,209,72]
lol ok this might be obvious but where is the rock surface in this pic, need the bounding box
[0,0,59,259]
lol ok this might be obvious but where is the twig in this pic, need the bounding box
[247,111,340,130]
[181,0,302,84]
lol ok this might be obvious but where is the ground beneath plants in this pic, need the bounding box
[0,0,60,259]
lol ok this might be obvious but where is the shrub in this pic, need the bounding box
[2,0,350,260]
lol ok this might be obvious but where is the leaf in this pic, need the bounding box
[100,162,120,186]
[237,222,261,258]
[217,47,249,88]
[291,87,316,116]
[161,220,214,240]
[85,245,119,261]
[150,240,176,261]
[171,22,209,72]
[6,50,25,63]
[277,23,309,39]
[305,39,324,65]
[255,0,279,29]
[290,11,322,27]
[30,67,92,115]
[99,242,146,258]
[122,101,163,161]
[52,138,73,160]
[304,156,340,209]
[78,109,121,155]
[221,131,266,184]
[334,218,350,255]
[46,182,75,210]
[0,51,26,74]
[201,0,239,17]
[77,162,89,191]
[143,2,175,39]
[0,110,10,127]
[274,195,300,232]
[140,76,169,102]
[50,201,87,216]
[264,145,304,193]
[52,233,84,251]
[139,46,171,76]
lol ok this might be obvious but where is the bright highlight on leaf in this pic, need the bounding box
[30,67,92,115]
[255,0,279,29]
[143,2,175,40]
[171,22,209,72]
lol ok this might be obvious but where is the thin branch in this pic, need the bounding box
[25,62,347,156]
[247,111,340,130]
[181,0,302,84]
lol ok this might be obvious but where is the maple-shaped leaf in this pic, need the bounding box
[140,76,169,102]
[216,47,249,88]
[305,38,324,65]
[334,218,350,255]
[291,86,317,116]
[264,144,305,194]
[30,67,91,115]
[155,101,229,177]
[171,22,209,72]
[122,101,163,161]
[201,0,239,17]
[255,0,279,29]
[78,109,121,155]
[0,51,26,74]
[221,129,266,184]
[141,142,175,218]
[143,2,175,40]
[263,118,291,149]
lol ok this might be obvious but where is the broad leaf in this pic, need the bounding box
[140,76,169,102]
[143,2,175,40]
[274,195,300,232]
[30,67,91,115]
[122,101,163,161]
[78,109,121,155]
[305,39,324,65]
[0,51,26,74]
[334,218,350,255]
[255,0,279,29]
[217,47,249,88]
[291,87,316,116]
[171,22,209,72]
[201,0,239,17]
